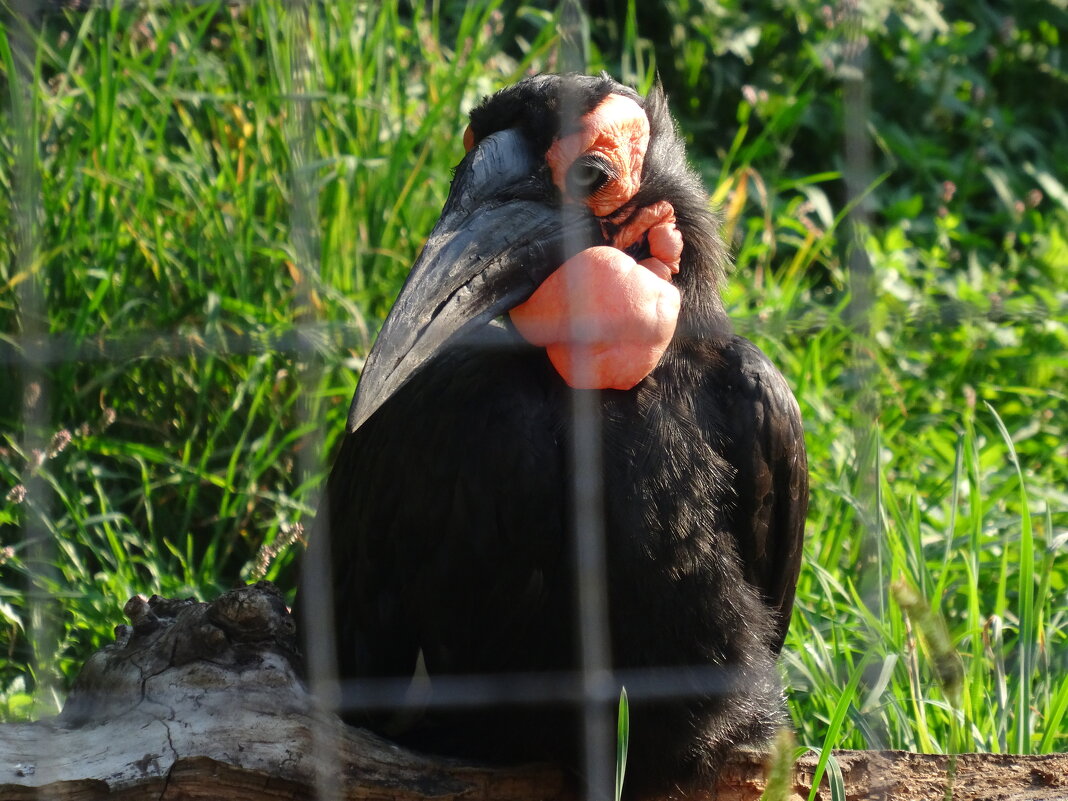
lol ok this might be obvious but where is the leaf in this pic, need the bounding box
[615,686,629,801]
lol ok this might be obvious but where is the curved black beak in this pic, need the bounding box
[347,129,597,432]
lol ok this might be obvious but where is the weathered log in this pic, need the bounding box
[1,584,1064,801]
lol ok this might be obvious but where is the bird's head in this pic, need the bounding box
[348,73,728,432]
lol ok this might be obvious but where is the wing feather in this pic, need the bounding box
[710,336,807,652]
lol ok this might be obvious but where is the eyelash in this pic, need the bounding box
[566,155,615,199]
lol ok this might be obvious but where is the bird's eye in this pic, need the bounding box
[566,155,614,200]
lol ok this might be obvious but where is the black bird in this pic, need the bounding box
[299,74,807,799]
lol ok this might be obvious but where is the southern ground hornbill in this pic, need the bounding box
[298,74,808,799]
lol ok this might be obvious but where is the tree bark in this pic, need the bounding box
[2,584,1064,801]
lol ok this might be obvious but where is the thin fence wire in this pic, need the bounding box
[9,2,64,797]
[281,3,346,799]
[10,0,58,727]
[559,23,616,799]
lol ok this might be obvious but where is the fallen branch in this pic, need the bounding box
[2,584,1064,801]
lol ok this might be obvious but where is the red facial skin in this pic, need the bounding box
[508,95,684,390]
[509,244,681,390]
[545,93,650,217]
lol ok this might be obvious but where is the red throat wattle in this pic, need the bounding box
[509,94,683,390]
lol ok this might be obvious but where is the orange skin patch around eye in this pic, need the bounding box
[546,93,650,216]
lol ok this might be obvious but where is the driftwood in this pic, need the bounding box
[1,583,1065,801]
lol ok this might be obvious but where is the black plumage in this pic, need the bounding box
[299,74,807,799]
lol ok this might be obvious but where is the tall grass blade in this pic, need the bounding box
[1037,675,1068,754]
[807,655,869,801]
[615,686,629,801]
[986,402,1036,755]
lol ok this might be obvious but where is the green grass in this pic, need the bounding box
[615,687,629,801]
[1,0,1066,770]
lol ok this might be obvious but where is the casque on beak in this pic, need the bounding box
[347,128,598,432]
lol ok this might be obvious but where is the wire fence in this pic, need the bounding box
[3,0,1066,798]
